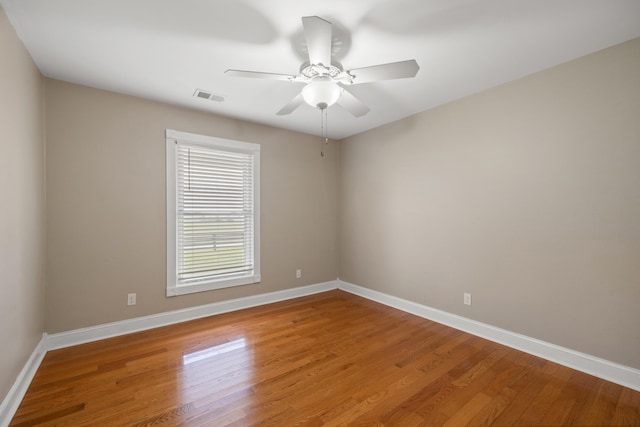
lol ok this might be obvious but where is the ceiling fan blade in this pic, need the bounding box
[302,16,332,66]
[347,59,420,84]
[276,93,305,115]
[225,69,295,81]
[337,88,370,117]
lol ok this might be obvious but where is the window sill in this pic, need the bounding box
[167,274,261,297]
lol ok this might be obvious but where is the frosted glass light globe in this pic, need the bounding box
[302,77,342,110]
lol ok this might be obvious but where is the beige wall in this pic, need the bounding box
[44,80,338,333]
[339,38,640,369]
[0,7,45,401]
[2,2,638,398]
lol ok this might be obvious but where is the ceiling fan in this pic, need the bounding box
[225,16,420,117]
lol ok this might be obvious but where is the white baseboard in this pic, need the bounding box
[337,280,640,392]
[0,334,48,427]
[47,281,339,350]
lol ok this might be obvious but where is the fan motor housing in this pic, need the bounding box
[301,63,343,79]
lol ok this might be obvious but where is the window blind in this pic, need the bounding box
[176,143,255,285]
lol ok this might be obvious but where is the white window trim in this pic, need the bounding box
[166,129,261,297]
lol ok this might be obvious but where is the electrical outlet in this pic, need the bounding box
[296,269,302,279]
[127,293,137,306]
[464,293,472,306]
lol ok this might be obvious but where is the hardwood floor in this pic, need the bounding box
[10,290,640,426]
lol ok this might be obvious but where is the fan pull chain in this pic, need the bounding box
[320,108,328,157]
[320,108,325,157]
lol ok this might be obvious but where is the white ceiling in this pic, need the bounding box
[3,0,640,139]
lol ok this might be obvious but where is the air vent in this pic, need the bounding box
[193,89,224,102]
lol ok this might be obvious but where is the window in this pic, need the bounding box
[166,129,260,296]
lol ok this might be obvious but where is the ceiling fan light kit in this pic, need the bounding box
[302,76,343,110]
[226,16,420,117]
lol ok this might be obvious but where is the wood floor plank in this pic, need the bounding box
[611,387,640,426]
[511,363,572,425]
[9,290,640,426]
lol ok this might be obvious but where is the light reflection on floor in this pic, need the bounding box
[178,336,255,419]
[182,338,248,365]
